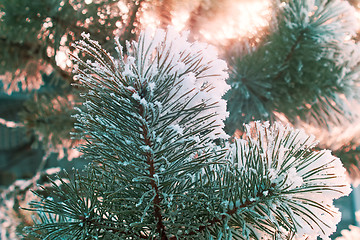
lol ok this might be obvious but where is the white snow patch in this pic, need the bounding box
[169,124,183,135]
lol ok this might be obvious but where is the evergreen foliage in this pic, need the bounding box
[0,0,130,92]
[1,0,360,239]
[0,167,63,240]
[225,0,360,133]
[24,28,351,240]
[0,0,145,155]
[2,0,360,175]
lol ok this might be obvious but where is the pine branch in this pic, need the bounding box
[139,104,168,239]
[225,0,360,133]
[272,30,305,81]
[46,28,228,239]
[171,193,275,239]
[76,215,148,238]
[23,27,352,240]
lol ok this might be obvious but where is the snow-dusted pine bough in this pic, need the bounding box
[24,28,351,240]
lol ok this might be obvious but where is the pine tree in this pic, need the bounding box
[1,0,360,239]
[23,27,352,240]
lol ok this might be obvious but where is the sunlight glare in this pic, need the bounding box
[200,0,271,43]
[172,10,189,32]
[138,0,271,44]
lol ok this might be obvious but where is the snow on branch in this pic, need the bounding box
[25,27,352,240]
[227,121,352,239]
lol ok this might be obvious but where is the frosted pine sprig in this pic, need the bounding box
[72,27,230,140]
[228,121,352,239]
[60,27,231,238]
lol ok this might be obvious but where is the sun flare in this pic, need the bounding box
[199,0,271,42]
